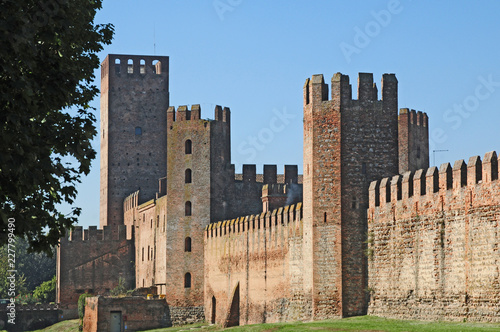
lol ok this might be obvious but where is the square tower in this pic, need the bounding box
[100,54,169,228]
[302,72,399,319]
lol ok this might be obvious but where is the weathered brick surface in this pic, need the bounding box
[204,204,305,326]
[368,151,500,322]
[302,73,405,318]
[0,303,59,332]
[398,108,429,173]
[56,226,135,317]
[100,54,169,228]
[83,296,172,331]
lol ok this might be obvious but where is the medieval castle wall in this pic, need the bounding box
[204,203,304,326]
[367,151,500,322]
[61,53,500,328]
[56,225,135,318]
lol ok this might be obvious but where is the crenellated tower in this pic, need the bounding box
[398,108,430,173]
[162,104,232,308]
[302,72,400,319]
[100,54,169,228]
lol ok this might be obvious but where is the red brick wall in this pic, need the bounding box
[56,225,135,315]
[100,54,169,228]
[204,204,304,326]
[368,151,500,322]
[83,296,172,331]
[398,108,429,173]
[302,72,400,318]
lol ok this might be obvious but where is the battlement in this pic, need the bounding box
[101,54,169,79]
[369,151,499,210]
[205,202,303,239]
[234,164,300,184]
[167,104,230,127]
[61,225,131,243]
[399,108,428,127]
[262,183,287,196]
[303,72,397,105]
[124,190,140,212]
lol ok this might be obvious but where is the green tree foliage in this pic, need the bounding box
[33,275,56,303]
[0,0,114,253]
[0,237,55,298]
[15,237,56,291]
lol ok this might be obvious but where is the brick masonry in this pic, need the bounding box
[56,225,135,318]
[367,151,500,322]
[83,296,172,331]
[204,204,305,326]
[100,54,169,228]
[59,54,500,328]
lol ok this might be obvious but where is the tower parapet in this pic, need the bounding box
[398,108,430,173]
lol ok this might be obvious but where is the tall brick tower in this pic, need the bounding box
[163,105,232,308]
[398,108,429,173]
[100,54,169,228]
[302,72,399,319]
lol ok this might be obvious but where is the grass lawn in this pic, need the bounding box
[143,316,500,332]
[6,316,500,332]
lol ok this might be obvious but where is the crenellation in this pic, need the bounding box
[391,174,402,203]
[263,164,278,183]
[206,203,303,240]
[379,177,391,206]
[468,155,482,185]
[439,162,453,191]
[70,226,83,241]
[242,164,257,183]
[453,159,467,189]
[483,151,498,182]
[370,151,499,208]
[426,166,439,194]
[357,72,375,101]
[413,168,426,196]
[402,171,414,199]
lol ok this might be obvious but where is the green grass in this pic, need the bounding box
[143,316,500,332]
[6,316,500,332]
[30,319,79,332]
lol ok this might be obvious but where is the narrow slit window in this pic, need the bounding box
[351,197,358,209]
[185,169,192,183]
[185,140,192,154]
[184,273,191,288]
[185,201,192,216]
[185,237,192,252]
[324,212,327,223]
[362,162,367,174]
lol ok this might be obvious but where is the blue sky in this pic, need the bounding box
[72,0,500,228]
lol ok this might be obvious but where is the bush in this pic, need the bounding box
[33,275,56,303]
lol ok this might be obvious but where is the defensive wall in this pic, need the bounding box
[367,151,500,322]
[56,225,135,318]
[204,203,304,327]
[0,303,59,332]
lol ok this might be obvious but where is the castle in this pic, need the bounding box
[56,54,500,328]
